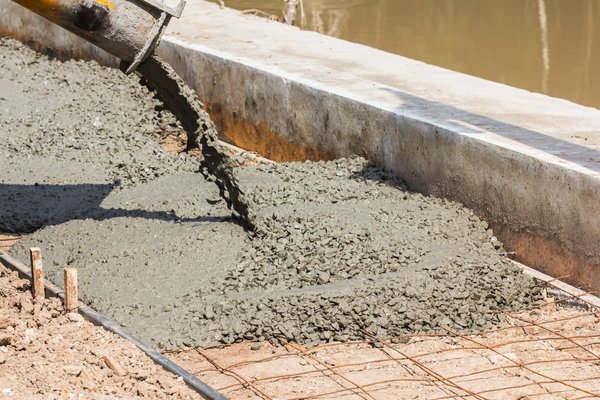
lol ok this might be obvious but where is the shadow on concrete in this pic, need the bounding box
[350,159,408,190]
[0,183,233,234]
[380,87,600,173]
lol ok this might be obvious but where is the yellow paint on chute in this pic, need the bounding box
[11,0,72,22]
[13,0,115,18]
[95,0,114,10]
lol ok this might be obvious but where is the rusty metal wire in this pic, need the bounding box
[502,311,600,360]
[286,342,376,400]
[169,275,600,400]
[192,336,600,399]
[363,331,489,400]
[194,348,275,400]
[208,335,600,395]
[440,321,600,398]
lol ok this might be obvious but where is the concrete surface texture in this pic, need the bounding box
[1,0,597,292]
[1,39,542,350]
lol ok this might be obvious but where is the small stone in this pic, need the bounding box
[0,336,11,346]
[135,369,150,380]
[89,347,103,357]
[67,313,84,323]
[541,298,557,312]
[23,328,36,343]
[79,370,96,390]
[63,365,82,376]
[157,377,173,390]
[204,306,215,320]
[0,318,13,330]
[136,382,152,397]
[250,343,261,351]
[317,271,330,284]
[36,310,52,325]
[438,316,453,327]
[20,298,34,314]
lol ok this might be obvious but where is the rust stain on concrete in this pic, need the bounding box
[494,224,600,293]
[206,103,334,163]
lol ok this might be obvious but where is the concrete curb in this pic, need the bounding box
[1,0,598,291]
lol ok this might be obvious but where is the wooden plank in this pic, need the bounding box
[103,355,127,376]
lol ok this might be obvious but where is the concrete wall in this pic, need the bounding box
[1,0,599,290]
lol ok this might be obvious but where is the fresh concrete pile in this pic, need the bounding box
[1,38,542,350]
[0,38,197,233]
[193,160,540,346]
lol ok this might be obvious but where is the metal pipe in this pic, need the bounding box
[10,0,184,72]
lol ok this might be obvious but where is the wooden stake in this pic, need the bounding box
[64,268,78,312]
[102,355,127,376]
[29,248,44,299]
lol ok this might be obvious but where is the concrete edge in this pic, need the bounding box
[0,251,228,400]
[514,260,600,311]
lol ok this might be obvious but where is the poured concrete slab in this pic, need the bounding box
[0,0,598,290]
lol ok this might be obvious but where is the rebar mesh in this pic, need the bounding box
[167,276,600,400]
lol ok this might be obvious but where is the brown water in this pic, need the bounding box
[211,0,600,110]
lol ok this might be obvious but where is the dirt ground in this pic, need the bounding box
[0,259,201,399]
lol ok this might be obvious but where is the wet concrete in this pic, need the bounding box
[136,56,254,227]
[1,39,542,349]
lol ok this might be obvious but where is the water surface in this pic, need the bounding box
[211,0,600,109]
